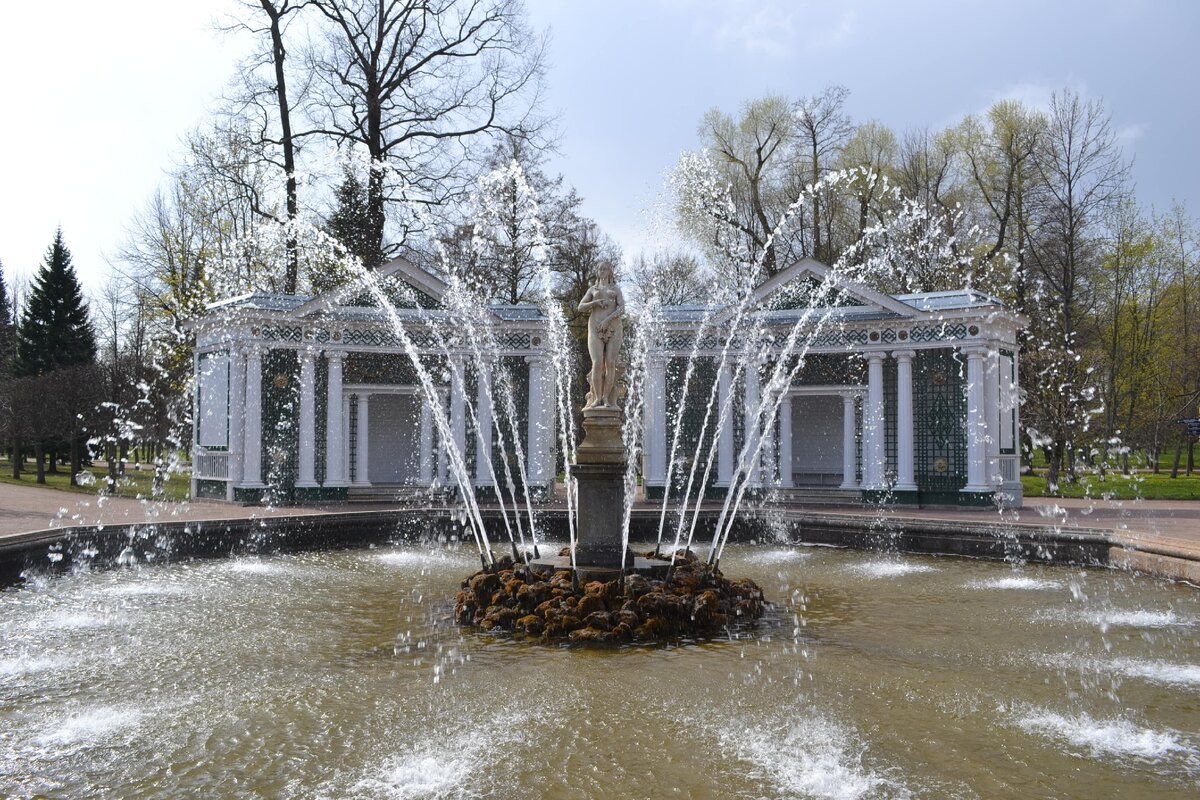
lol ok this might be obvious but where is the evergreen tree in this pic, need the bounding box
[15,230,96,376]
[0,258,14,372]
[324,167,378,270]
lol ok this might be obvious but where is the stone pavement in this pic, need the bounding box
[2,482,1197,581]
[0,482,336,539]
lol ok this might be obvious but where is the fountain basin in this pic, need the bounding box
[2,542,1197,798]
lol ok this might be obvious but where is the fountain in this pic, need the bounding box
[452,261,766,642]
[1,167,1198,797]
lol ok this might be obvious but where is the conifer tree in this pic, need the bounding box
[324,167,378,270]
[0,258,14,372]
[15,229,96,376]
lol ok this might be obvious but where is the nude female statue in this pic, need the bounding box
[577,261,625,409]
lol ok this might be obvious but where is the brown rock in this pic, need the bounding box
[577,593,606,617]
[583,611,613,631]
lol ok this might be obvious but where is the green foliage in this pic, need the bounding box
[319,166,378,288]
[15,230,96,376]
[0,258,14,373]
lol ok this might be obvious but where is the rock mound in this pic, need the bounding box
[454,550,766,644]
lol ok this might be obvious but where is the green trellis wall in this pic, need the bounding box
[914,347,967,502]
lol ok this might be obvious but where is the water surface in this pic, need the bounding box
[1,544,1197,798]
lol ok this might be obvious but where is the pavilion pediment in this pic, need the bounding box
[289,257,449,319]
[750,258,919,318]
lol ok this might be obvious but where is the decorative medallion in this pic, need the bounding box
[898,330,908,341]
[251,327,260,336]
[932,371,948,387]
[968,325,979,336]
[333,331,342,341]
[869,331,880,342]
[933,456,949,473]
[532,336,541,346]
[273,373,290,389]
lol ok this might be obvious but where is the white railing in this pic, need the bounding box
[998,455,1018,483]
[194,449,231,480]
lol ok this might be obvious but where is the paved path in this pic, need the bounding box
[0,482,337,539]
[2,483,1197,578]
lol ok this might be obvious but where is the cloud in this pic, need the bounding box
[1117,121,1150,145]
[665,1,856,58]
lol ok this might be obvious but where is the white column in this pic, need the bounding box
[963,346,989,492]
[353,393,370,486]
[296,350,318,488]
[863,352,886,489]
[437,391,450,485]
[242,346,265,487]
[893,349,917,491]
[419,395,433,485]
[840,393,859,489]
[778,394,793,488]
[762,376,777,485]
[716,364,734,486]
[324,352,347,487]
[450,357,467,466]
[527,356,551,485]
[227,347,246,499]
[342,396,352,486]
[645,357,667,485]
[743,360,761,486]
[985,346,1001,488]
[475,367,494,486]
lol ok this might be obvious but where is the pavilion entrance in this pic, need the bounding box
[786,394,846,487]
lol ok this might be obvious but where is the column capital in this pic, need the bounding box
[961,343,989,357]
[865,351,887,363]
[299,348,321,364]
[890,349,916,362]
[245,343,267,359]
[326,349,346,364]
[525,354,547,365]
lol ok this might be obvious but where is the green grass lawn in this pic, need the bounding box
[0,459,192,502]
[1022,470,1200,501]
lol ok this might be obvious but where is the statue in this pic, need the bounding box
[577,261,624,410]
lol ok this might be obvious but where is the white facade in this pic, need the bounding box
[188,259,555,503]
[641,259,1026,509]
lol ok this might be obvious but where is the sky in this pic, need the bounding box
[1,0,1197,294]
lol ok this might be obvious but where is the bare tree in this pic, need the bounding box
[306,0,549,265]
[221,0,311,291]
[793,84,854,264]
[1026,90,1130,489]
[689,96,799,276]
[627,250,710,308]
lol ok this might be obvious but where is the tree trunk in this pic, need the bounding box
[35,442,45,484]
[1046,443,1062,493]
[107,443,118,494]
[1170,439,1183,478]
[262,0,299,291]
[1189,439,1196,476]
[12,444,20,480]
[47,447,58,474]
[69,436,81,486]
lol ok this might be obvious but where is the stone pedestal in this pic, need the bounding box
[529,404,669,578]
[572,407,626,568]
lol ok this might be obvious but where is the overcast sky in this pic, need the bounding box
[1,0,1197,293]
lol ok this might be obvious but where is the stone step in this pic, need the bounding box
[767,488,864,507]
[346,485,437,503]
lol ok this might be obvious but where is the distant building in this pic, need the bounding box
[644,259,1025,508]
[187,259,554,503]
